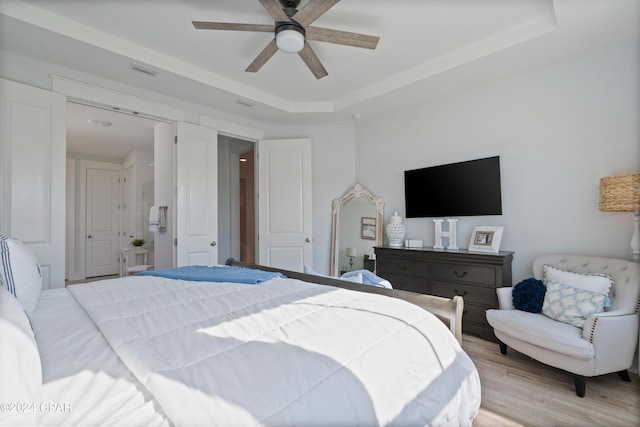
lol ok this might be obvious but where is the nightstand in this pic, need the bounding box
[119,247,149,277]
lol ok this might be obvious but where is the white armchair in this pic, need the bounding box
[486,255,640,397]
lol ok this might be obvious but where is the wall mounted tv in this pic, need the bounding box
[404,156,502,218]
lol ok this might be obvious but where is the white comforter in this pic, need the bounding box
[68,275,480,426]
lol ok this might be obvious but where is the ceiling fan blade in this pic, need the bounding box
[258,0,291,22]
[192,22,274,32]
[298,41,328,79]
[306,26,379,49]
[294,0,340,26]
[246,39,279,73]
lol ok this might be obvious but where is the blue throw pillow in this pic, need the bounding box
[512,278,545,313]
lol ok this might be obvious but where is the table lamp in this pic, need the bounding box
[599,173,640,262]
[346,247,357,271]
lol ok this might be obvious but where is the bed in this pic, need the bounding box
[0,238,480,427]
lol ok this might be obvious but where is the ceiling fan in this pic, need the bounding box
[192,0,380,79]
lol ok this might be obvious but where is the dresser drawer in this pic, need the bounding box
[431,262,495,285]
[462,302,492,324]
[377,257,428,278]
[376,272,427,294]
[430,280,496,306]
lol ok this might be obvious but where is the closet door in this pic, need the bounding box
[0,79,66,288]
[176,122,218,266]
[258,139,313,272]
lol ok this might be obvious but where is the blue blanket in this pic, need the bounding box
[136,265,285,284]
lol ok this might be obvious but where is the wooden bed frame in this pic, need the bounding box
[225,259,464,345]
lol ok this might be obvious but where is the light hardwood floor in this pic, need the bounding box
[463,334,640,427]
[65,274,119,286]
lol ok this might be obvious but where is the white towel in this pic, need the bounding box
[149,206,160,232]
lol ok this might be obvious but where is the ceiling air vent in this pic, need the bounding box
[129,63,158,77]
[237,99,256,108]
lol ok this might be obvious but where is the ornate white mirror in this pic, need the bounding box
[330,184,384,276]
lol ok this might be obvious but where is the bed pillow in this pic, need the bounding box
[303,265,363,284]
[541,281,606,328]
[512,278,545,313]
[342,269,393,289]
[0,285,42,427]
[0,236,42,316]
[543,264,612,307]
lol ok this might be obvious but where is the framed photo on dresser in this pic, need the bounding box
[468,226,503,253]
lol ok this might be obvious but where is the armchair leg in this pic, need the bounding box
[618,370,631,382]
[574,375,586,398]
[498,341,507,355]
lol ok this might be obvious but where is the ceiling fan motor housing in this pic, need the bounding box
[279,0,301,9]
[275,21,305,53]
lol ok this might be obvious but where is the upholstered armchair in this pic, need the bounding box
[486,255,640,397]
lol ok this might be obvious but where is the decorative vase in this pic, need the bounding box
[386,211,405,247]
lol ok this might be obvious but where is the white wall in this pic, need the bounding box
[355,40,640,283]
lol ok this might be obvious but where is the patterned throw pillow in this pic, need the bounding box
[541,281,606,328]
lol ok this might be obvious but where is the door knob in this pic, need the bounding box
[210,241,217,246]
[87,235,92,238]
[306,237,312,243]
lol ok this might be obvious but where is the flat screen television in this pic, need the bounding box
[404,156,502,218]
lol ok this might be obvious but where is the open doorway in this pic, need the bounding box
[218,135,256,264]
[239,149,255,263]
[65,102,259,279]
[65,102,165,281]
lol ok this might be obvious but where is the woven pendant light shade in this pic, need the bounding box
[599,174,640,212]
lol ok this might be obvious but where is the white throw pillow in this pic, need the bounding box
[0,286,42,426]
[340,272,364,284]
[0,236,43,315]
[543,264,612,306]
[303,265,363,284]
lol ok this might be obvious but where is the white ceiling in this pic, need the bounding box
[1,0,638,158]
[66,102,161,160]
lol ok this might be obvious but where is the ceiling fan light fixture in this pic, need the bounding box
[275,23,305,53]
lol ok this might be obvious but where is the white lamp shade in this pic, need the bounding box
[276,29,304,53]
[345,247,357,258]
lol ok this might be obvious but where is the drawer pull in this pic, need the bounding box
[453,270,467,278]
[454,289,468,297]
[396,263,407,271]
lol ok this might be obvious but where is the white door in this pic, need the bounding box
[176,122,218,266]
[85,166,120,277]
[0,78,66,288]
[258,139,313,272]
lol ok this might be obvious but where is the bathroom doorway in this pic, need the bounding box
[65,102,163,281]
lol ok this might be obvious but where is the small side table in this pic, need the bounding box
[119,247,149,277]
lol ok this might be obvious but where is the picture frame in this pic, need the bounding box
[361,217,376,240]
[468,226,504,253]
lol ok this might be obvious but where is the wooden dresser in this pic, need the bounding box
[375,246,514,341]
